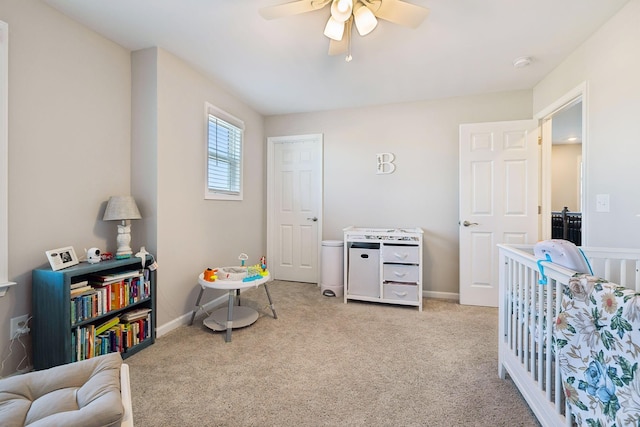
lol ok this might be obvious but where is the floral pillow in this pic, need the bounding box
[555,274,640,427]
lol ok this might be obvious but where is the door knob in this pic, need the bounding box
[307,217,318,222]
[462,220,479,227]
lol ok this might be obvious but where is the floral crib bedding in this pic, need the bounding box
[555,274,640,427]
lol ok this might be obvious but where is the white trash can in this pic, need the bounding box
[321,240,344,297]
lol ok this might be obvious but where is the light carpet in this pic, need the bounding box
[126,280,540,426]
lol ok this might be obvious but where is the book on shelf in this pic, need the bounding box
[68,267,154,360]
[120,308,151,322]
[72,313,152,362]
[70,285,93,297]
[90,270,143,284]
[73,324,96,362]
[71,271,151,325]
[95,316,120,335]
[70,280,89,290]
[87,324,95,359]
[71,289,103,324]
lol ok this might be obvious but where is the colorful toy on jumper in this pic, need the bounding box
[212,254,269,282]
[242,255,269,282]
[238,253,249,266]
[203,268,218,282]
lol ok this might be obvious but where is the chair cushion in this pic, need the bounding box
[0,352,124,427]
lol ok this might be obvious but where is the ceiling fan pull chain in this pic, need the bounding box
[345,16,353,62]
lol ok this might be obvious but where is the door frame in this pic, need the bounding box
[266,134,323,283]
[536,82,588,245]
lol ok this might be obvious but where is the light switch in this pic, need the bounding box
[596,194,610,212]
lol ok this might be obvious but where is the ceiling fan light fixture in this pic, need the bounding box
[513,56,532,68]
[324,16,345,40]
[353,2,377,36]
[330,0,353,22]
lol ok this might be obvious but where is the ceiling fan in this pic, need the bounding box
[259,0,430,61]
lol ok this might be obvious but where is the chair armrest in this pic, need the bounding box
[120,363,134,427]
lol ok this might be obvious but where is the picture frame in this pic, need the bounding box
[45,246,79,271]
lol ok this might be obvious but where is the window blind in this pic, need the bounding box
[207,113,242,196]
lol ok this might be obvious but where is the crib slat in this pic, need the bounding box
[554,277,563,413]
[565,401,573,427]
[517,263,523,360]
[537,280,544,389]
[530,267,536,377]
[508,259,514,351]
[545,278,553,401]
[523,263,528,362]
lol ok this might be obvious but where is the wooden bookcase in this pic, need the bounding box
[32,255,156,370]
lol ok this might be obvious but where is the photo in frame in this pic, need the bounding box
[45,246,79,271]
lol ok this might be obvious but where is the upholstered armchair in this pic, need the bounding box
[0,352,133,427]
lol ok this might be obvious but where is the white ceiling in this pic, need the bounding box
[42,0,630,116]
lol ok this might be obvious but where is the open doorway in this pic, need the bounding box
[550,100,583,244]
[538,83,587,245]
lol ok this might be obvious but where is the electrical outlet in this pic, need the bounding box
[10,314,30,337]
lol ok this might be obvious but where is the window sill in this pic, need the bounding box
[204,192,243,201]
[0,281,17,297]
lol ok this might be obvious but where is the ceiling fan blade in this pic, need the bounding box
[353,2,377,36]
[365,0,429,28]
[259,0,332,20]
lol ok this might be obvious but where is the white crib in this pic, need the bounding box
[497,244,640,427]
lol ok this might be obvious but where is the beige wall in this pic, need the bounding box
[265,91,533,297]
[132,48,265,329]
[552,144,582,212]
[0,1,266,376]
[0,0,132,376]
[131,47,158,257]
[534,0,640,247]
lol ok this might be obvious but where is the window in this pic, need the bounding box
[204,103,243,200]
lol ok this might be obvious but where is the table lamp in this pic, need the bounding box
[103,195,142,259]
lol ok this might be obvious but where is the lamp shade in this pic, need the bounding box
[103,196,142,221]
[354,2,377,36]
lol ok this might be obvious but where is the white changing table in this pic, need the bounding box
[344,227,423,311]
[189,271,277,342]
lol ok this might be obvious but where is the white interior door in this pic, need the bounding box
[459,120,538,307]
[267,134,323,283]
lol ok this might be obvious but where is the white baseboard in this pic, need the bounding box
[156,294,228,338]
[423,290,459,301]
